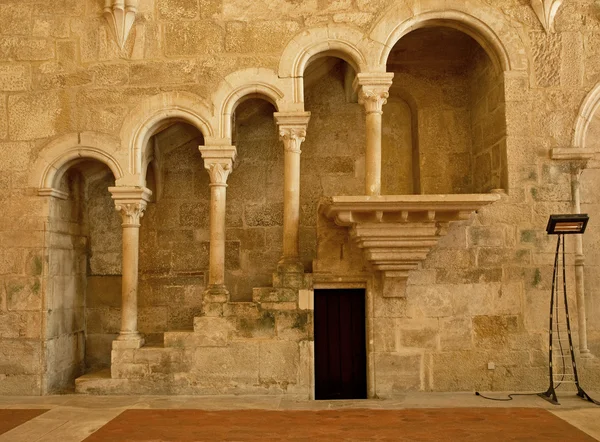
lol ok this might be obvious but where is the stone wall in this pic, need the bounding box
[2,0,600,396]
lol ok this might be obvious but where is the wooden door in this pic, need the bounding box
[314,289,367,400]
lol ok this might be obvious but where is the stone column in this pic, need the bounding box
[274,112,311,273]
[571,164,591,357]
[353,73,394,196]
[109,186,152,349]
[198,146,237,299]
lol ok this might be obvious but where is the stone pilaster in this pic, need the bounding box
[274,112,311,273]
[199,146,237,313]
[353,73,394,196]
[109,186,152,349]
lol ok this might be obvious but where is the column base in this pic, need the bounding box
[580,349,593,358]
[277,258,304,274]
[113,333,145,349]
[203,285,230,317]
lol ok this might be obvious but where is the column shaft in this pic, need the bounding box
[365,110,383,196]
[120,224,140,338]
[209,182,227,287]
[572,169,590,355]
[283,148,301,261]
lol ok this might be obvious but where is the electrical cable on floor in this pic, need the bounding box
[474,392,542,401]
[476,254,568,404]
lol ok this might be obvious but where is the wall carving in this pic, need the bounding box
[531,0,563,33]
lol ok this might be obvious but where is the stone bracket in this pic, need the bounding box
[321,194,501,297]
[104,0,139,49]
[531,0,563,33]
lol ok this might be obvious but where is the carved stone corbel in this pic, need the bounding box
[104,0,139,49]
[531,0,563,33]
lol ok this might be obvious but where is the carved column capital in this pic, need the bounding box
[274,112,311,154]
[353,73,394,115]
[279,127,307,153]
[199,146,237,186]
[109,186,152,227]
[115,202,147,226]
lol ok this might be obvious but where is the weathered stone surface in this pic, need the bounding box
[259,341,299,385]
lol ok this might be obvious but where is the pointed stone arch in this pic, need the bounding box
[30,132,125,197]
[369,0,530,73]
[213,68,293,140]
[278,25,376,103]
[120,91,216,183]
[573,82,600,149]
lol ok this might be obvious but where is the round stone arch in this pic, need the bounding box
[573,82,600,149]
[369,0,530,74]
[120,91,216,184]
[30,132,126,197]
[278,25,375,103]
[212,68,292,140]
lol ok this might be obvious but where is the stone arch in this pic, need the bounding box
[369,0,530,73]
[30,132,125,196]
[213,68,292,140]
[573,82,600,149]
[278,25,375,102]
[120,91,215,182]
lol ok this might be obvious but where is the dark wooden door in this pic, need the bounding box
[314,289,367,400]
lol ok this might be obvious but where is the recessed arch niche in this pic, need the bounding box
[383,25,507,195]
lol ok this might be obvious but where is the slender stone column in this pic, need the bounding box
[198,146,237,297]
[571,165,591,356]
[353,73,394,196]
[274,112,311,273]
[109,186,152,349]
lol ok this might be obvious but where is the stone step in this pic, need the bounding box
[272,271,312,289]
[252,287,298,304]
[163,317,233,348]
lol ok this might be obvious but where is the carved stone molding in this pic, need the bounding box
[199,146,237,186]
[353,73,394,114]
[104,0,139,49]
[321,194,501,297]
[109,186,152,227]
[531,0,563,33]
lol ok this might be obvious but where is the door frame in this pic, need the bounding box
[310,274,374,399]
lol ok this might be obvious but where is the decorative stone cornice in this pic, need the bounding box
[531,0,563,33]
[103,0,139,49]
[274,112,311,154]
[321,194,500,297]
[199,146,237,186]
[109,186,152,227]
[551,148,596,162]
[353,73,394,114]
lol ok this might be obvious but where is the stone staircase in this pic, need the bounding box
[76,271,314,396]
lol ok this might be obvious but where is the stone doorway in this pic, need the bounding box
[314,289,367,400]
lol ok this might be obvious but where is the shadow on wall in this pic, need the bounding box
[384,26,507,195]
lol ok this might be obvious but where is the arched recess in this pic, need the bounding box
[573,82,600,149]
[212,68,292,140]
[369,0,530,74]
[30,132,126,197]
[278,26,375,103]
[120,91,216,183]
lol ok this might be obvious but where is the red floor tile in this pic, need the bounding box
[0,409,49,435]
[84,408,596,441]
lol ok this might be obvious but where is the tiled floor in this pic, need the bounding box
[0,392,598,441]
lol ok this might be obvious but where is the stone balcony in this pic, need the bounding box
[320,194,501,297]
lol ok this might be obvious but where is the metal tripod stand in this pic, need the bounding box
[538,234,600,406]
